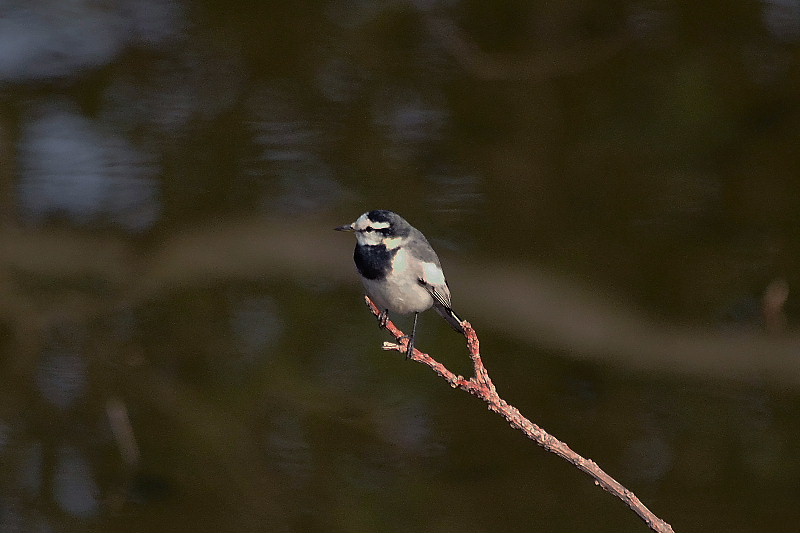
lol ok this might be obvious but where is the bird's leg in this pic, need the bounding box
[404,312,419,358]
[377,309,389,329]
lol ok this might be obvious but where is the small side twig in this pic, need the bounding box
[106,396,140,467]
[365,296,674,533]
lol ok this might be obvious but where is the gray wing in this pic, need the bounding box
[404,228,441,264]
[408,227,465,334]
[417,278,465,335]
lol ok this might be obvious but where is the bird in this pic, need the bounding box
[335,209,465,357]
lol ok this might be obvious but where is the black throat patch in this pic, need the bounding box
[354,244,397,280]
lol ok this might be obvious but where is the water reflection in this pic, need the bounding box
[54,445,99,519]
[264,412,313,489]
[35,344,87,409]
[229,294,283,362]
[0,3,123,82]
[0,1,799,532]
[314,56,365,103]
[762,0,800,42]
[622,432,673,483]
[374,396,441,457]
[246,86,342,213]
[373,88,448,162]
[425,170,482,231]
[0,0,183,83]
[18,101,161,231]
[19,440,43,495]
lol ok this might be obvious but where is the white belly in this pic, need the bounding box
[362,276,433,314]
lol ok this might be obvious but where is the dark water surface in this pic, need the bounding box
[1,1,799,531]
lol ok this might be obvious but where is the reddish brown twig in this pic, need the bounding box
[365,296,675,533]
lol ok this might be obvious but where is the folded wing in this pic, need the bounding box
[418,262,465,334]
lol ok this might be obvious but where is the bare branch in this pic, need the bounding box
[365,295,675,533]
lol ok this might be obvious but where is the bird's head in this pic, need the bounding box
[335,209,411,247]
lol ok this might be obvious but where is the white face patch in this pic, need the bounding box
[352,213,400,247]
[353,213,371,230]
[353,214,390,231]
[355,230,383,246]
[383,236,403,249]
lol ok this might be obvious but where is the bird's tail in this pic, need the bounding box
[434,303,466,335]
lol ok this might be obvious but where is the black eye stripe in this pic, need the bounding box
[360,227,391,234]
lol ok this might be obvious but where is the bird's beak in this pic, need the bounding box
[334,223,354,232]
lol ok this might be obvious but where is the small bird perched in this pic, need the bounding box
[335,209,465,356]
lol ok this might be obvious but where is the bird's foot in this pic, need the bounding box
[397,335,415,359]
[377,309,389,329]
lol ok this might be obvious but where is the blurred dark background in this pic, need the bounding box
[1,1,799,531]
